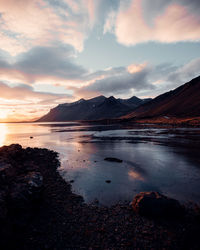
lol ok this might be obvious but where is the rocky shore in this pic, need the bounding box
[0,144,200,249]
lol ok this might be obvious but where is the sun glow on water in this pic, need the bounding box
[0,124,8,147]
[0,110,9,120]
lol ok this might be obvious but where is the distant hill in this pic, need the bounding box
[37,95,151,122]
[124,76,200,119]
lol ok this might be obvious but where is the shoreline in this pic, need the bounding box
[84,116,200,128]
[0,144,200,249]
[1,115,200,128]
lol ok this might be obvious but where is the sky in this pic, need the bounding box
[0,0,200,122]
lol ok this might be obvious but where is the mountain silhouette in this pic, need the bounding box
[124,76,200,119]
[37,95,150,122]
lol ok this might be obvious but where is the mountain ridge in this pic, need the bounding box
[37,95,150,122]
[124,75,200,119]
[37,75,200,122]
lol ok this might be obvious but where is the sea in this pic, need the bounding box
[1,122,200,206]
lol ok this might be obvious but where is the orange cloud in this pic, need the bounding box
[84,0,96,27]
[0,81,73,121]
[105,0,200,46]
[155,4,200,42]
[0,82,72,102]
[0,0,96,55]
[127,63,147,74]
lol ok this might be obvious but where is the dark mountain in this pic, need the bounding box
[118,96,142,108]
[37,95,149,122]
[124,75,200,119]
[118,96,151,108]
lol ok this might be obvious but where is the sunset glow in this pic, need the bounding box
[0,0,199,122]
[0,123,7,146]
[128,170,144,181]
[0,110,9,120]
[0,2,200,248]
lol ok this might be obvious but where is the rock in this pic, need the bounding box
[104,157,123,163]
[9,171,43,209]
[7,171,44,228]
[93,199,99,204]
[132,191,184,218]
[30,136,33,139]
[0,161,14,183]
[0,191,7,220]
[6,144,22,153]
[0,144,23,163]
[25,171,43,196]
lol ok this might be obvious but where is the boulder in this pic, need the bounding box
[132,191,184,218]
[104,157,123,163]
[0,161,16,183]
[8,171,44,227]
[9,171,43,211]
[24,171,44,196]
[8,172,43,213]
[0,191,7,220]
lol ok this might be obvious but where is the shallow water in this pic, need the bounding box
[1,122,200,205]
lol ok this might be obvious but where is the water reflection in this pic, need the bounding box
[0,123,7,146]
[128,170,144,181]
[1,122,200,205]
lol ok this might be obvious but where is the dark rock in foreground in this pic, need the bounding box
[104,157,123,163]
[0,144,200,249]
[132,191,185,218]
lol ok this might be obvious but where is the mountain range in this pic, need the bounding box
[37,95,151,122]
[125,75,200,119]
[37,75,200,122]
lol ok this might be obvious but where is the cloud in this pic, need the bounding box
[16,45,88,82]
[0,43,199,102]
[0,0,97,55]
[139,58,200,97]
[0,56,199,121]
[103,10,116,34]
[127,63,147,74]
[104,0,200,46]
[0,46,149,90]
[167,58,200,84]
[1,0,200,56]
[0,81,73,121]
[74,58,200,99]
[0,81,71,103]
[0,45,88,84]
[73,63,155,98]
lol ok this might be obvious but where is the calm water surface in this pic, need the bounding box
[1,122,200,206]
